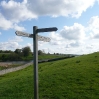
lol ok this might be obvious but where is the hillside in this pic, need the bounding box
[0,52,99,99]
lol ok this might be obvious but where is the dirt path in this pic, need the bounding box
[0,62,33,75]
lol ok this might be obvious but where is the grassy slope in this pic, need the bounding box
[0,52,99,99]
[38,54,66,60]
[0,66,34,99]
[25,54,67,60]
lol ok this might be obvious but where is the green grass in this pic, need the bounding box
[0,66,34,99]
[0,52,99,99]
[22,54,63,61]
[38,54,66,60]
[0,53,10,61]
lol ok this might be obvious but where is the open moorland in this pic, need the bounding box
[0,52,99,99]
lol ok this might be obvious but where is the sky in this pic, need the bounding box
[0,0,99,55]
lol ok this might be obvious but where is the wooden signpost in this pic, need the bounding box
[15,30,51,41]
[15,26,58,99]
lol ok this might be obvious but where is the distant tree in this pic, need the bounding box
[0,50,3,53]
[14,49,21,54]
[4,50,11,53]
[1,50,13,53]
[22,46,31,57]
[48,52,50,54]
[38,50,42,55]
[8,50,13,53]
[56,53,59,55]
[2,54,6,61]
[8,53,22,61]
[38,50,44,55]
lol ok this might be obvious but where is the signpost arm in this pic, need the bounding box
[33,26,39,99]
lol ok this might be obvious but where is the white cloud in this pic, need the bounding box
[1,0,37,23]
[49,32,64,45]
[0,13,26,30]
[49,32,63,41]
[60,23,86,40]
[0,0,35,30]
[27,0,96,18]
[38,41,45,46]
[48,23,86,49]
[36,15,99,54]
[0,32,1,35]
[0,13,13,30]
[0,0,97,31]
[50,40,63,45]
[0,36,23,50]
[69,40,84,47]
[86,45,94,49]
[26,43,33,47]
[88,16,99,39]
[88,16,99,29]
[47,16,99,54]
[0,42,22,50]
[97,0,99,3]
[13,24,25,31]
[9,36,23,42]
[0,0,96,26]
[0,13,25,31]
[84,42,99,54]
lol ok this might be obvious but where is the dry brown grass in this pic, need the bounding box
[0,62,12,67]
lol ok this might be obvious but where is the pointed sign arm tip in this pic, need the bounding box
[15,30,32,37]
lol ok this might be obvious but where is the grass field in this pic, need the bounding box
[38,54,66,60]
[22,54,67,61]
[0,52,99,99]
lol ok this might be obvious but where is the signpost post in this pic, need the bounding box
[15,26,58,99]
